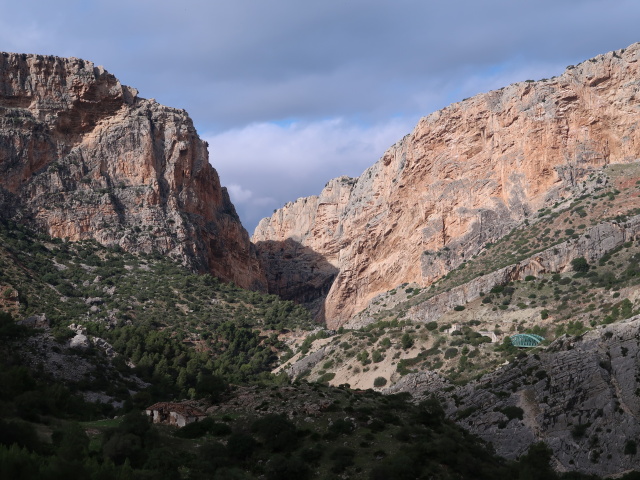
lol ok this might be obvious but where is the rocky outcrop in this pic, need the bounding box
[347,214,640,328]
[387,317,640,476]
[253,43,640,326]
[0,53,265,290]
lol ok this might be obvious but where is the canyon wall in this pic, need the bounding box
[0,53,265,290]
[253,44,640,327]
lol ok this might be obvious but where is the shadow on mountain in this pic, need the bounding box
[253,239,338,324]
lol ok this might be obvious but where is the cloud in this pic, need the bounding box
[226,184,254,204]
[2,0,639,130]
[206,116,417,232]
[3,0,640,233]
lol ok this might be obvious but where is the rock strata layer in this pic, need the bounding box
[346,214,640,328]
[0,53,265,290]
[253,43,640,327]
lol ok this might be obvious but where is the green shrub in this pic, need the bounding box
[496,406,524,421]
[453,305,465,311]
[317,372,335,383]
[624,440,637,455]
[251,414,298,452]
[571,423,590,439]
[401,333,414,350]
[571,257,589,272]
[357,350,371,365]
[444,348,458,359]
[373,377,387,387]
[329,446,355,473]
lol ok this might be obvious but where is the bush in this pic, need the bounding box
[524,275,536,281]
[401,333,414,350]
[328,418,354,436]
[444,348,458,359]
[209,422,232,436]
[624,440,637,455]
[571,423,590,439]
[317,372,335,383]
[329,446,355,473]
[571,257,589,273]
[357,350,371,365]
[227,432,258,460]
[266,454,310,480]
[499,406,524,420]
[251,414,298,452]
[174,418,213,439]
[373,377,387,387]
[453,305,465,311]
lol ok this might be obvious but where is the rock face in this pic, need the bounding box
[253,44,640,327]
[346,215,640,329]
[0,53,265,290]
[386,317,640,476]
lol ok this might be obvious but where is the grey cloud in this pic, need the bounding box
[2,0,640,231]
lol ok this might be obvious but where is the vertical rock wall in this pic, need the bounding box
[0,53,266,290]
[253,44,640,326]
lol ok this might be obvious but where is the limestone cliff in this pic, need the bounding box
[0,53,265,290]
[253,43,640,327]
[347,214,640,329]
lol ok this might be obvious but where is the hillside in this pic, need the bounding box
[277,162,640,476]
[0,219,573,480]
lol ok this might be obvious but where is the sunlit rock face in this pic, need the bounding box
[253,43,640,327]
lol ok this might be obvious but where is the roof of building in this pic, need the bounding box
[146,401,206,417]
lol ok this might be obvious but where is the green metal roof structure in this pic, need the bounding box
[510,334,544,348]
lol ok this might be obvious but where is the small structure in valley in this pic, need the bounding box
[510,333,544,348]
[145,401,207,427]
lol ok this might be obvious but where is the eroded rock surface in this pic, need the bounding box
[0,53,265,290]
[253,44,640,327]
[387,317,640,477]
[346,215,640,329]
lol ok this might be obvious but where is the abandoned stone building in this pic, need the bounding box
[145,401,207,427]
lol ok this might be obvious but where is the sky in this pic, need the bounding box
[2,0,640,232]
